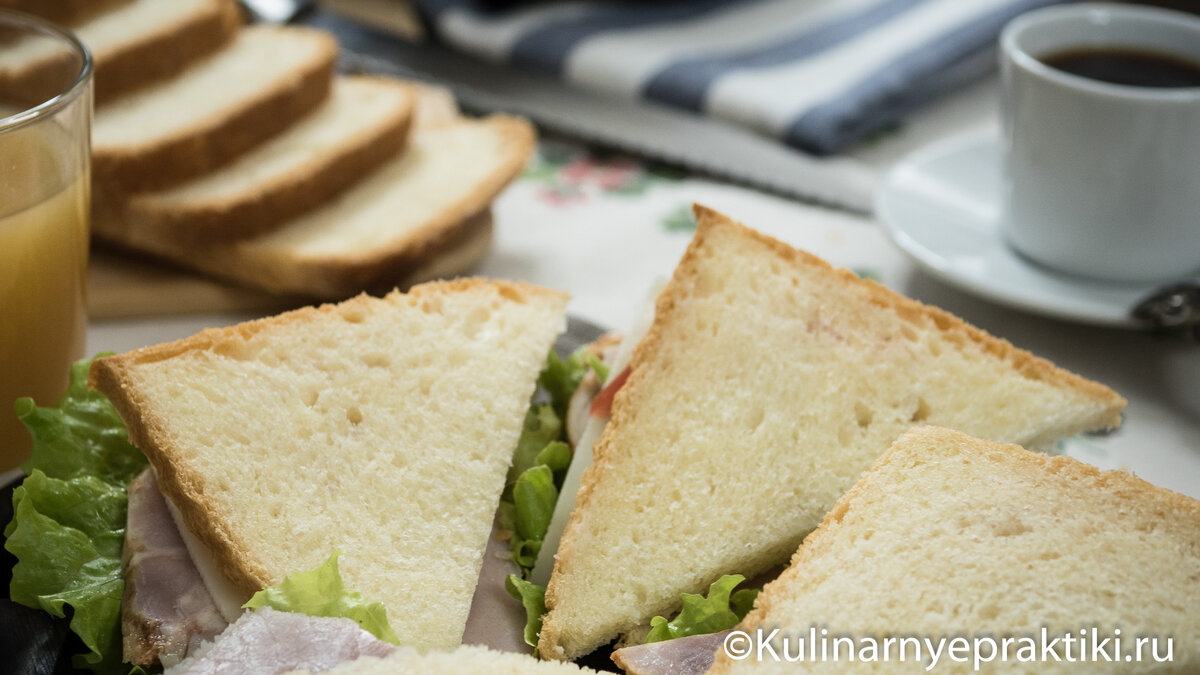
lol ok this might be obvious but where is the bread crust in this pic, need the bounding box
[689,207,1124,409]
[0,0,130,24]
[95,115,535,299]
[538,205,1126,660]
[93,26,337,192]
[707,426,1200,674]
[96,77,416,243]
[0,0,236,109]
[89,279,570,598]
[94,0,242,105]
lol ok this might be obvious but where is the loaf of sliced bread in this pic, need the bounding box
[93,25,336,191]
[77,0,241,103]
[300,645,601,674]
[97,76,415,242]
[90,280,568,650]
[538,206,1126,660]
[709,426,1200,674]
[96,115,535,298]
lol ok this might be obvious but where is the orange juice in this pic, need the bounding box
[0,116,89,470]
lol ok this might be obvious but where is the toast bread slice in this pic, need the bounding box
[708,426,1200,673]
[90,280,568,650]
[92,25,336,191]
[0,0,240,105]
[82,0,242,104]
[537,206,1125,660]
[95,115,535,298]
[96,76,415,243]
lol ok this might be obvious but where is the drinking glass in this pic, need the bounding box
[0,10,92,471]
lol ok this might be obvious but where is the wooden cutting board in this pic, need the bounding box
[87,247,310,320]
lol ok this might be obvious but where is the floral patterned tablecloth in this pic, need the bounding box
[88,132,1200,500]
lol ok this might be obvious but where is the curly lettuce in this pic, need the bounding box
[244,551,399,645]
[505,404,563,496]
[505,573,547,650]
[646,575,759,643]
[499,348,594,653]
[4,356,147,674]
[538,347,588,420]
[501,347,591,577]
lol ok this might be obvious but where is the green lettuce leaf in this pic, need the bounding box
[244,551,400,645]
[538,347,587,419]
[513,465,557,542]
[509,464,557,570]
[505,404,562,495]
[584,353,610,384]
[17,357,147,485]
[501,351,584,579]
[502,348,597,652]
[4,355,147,674]
[505,574,546,650]
[534,441,571,476]
[6,482,125,672]
[645,575,760,643]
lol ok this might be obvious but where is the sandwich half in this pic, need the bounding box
[91,279,568,651]
[708,426,1200,674]
[538,206,1125,660]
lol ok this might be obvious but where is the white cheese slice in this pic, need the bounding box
[160,487,248,623]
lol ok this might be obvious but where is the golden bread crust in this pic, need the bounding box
[93,26,338,192]
[95,78,417,243]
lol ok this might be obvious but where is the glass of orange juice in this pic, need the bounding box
[0,11,91,472]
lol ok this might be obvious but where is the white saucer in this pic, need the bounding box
[876,131,1161,329]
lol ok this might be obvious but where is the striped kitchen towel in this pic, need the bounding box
[413,0,1060,154]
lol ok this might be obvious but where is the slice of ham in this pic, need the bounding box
[167,607,395,674]
[122,468,227,667]
[611,630,733,675]
[588,365,630,420]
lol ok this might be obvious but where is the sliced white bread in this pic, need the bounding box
[538,206,1126,660]
[410,81,460,127]
[96,76,415,243]
[90,280,569,650]
[95,115,536,298]
[0,0,239,107]
[79,0,242,103]
[710,426,1200,674]
[298,645,601,674]
[93,25,337,191]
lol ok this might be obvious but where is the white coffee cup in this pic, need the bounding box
[999,3,1200,284]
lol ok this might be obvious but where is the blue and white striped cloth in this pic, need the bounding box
[413,0,1060,154]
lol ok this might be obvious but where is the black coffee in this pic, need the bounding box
[1041,48,1200,88]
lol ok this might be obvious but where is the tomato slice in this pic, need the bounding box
[589,366,630,419]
